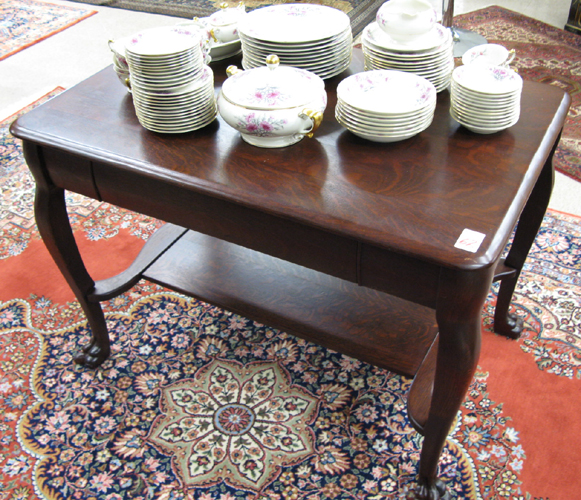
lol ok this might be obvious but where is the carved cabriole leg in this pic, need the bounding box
[494,141,556,339]
[22,142,110,368]
[415,266,495,500]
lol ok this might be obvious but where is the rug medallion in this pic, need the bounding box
[149,359,319,491]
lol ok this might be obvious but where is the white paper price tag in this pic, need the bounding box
[455,229,486,253]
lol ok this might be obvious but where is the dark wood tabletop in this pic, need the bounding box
[13,52,569,271]
[10,49,571,499]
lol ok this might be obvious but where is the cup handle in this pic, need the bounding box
[299,109,324,138]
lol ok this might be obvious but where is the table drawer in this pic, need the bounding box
[92,160,359,283]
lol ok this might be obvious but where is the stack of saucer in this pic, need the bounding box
[125,26,217,133]
[237,4,352,79]
[336,70,437,142]
[450,64,523,134]
[361,22,453,92]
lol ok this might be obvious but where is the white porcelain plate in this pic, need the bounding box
[126,26,202,57]
[210,39,242,61]
[238,4,350,43]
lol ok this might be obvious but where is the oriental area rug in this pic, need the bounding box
[64,0,385,37]
[1,93,580,500]
[0,0,97,61]
[454,6,581,183]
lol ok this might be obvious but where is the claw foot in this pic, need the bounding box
[74,341,110,369]
[494,312,523,339]
[411,479,451,500]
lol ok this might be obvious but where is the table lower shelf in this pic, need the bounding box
[91,224,440,433]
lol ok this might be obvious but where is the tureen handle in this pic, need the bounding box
[226,65,244,77]
[300,109,324,138]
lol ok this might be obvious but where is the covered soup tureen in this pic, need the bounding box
[217,55,327,148]
[206,1,246,44]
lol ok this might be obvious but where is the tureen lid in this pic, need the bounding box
[221,55,325,110]
[209,2,246,27]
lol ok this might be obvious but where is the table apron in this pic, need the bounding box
[35,145,443,309]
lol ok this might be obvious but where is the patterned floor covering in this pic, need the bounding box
[455,6,581,183]
[65,0,385,37]
[1,90,580,499]
[0,0,97,61]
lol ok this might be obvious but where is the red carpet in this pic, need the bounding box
[480,332,580,497]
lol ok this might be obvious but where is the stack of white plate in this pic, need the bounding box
[336,70,437,142]
[361,22,453,92]
[125,26,217,133]
[237,4,352,80]
[450,64,523,134]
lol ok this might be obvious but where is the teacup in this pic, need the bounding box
[108,36,133,91]
[462,43,516,67]
[108,36,130,69]
[376,0,438,43]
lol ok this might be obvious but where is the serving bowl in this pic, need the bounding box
[462,43,516,67]
[217,55,327,148]
[335,69,437,142]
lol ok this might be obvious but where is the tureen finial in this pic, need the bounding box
[266,54,280,70]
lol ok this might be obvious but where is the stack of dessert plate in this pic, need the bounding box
[361,22,453,92]
[125,26,217,133]
[336,70,437,142]
[450,64,523,134]
[237,3,352,79]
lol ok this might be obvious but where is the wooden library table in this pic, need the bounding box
[10,50,570,499]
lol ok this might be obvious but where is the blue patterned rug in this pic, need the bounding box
[0,284,529,499]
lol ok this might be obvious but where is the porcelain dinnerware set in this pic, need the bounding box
[336,70,437,142]
[450,64,523,134]
[108,0,522,144]
[237,4,353,80]
[125,26,217,133]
